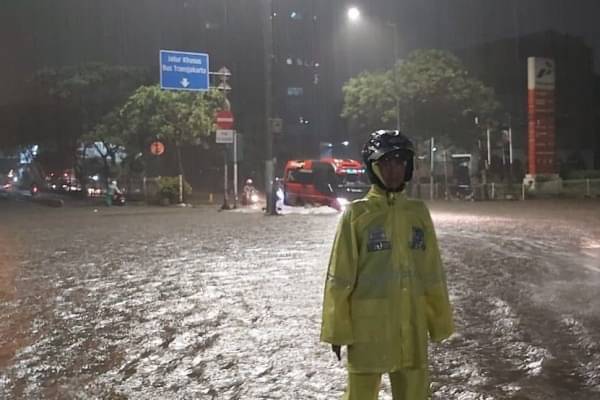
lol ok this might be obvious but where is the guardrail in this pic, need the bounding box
[408,179,600,201]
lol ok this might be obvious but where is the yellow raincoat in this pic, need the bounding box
[321,185,454,373]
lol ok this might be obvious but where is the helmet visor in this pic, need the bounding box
[370,148,413,162]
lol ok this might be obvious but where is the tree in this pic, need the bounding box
[341,70,395,133]
[81,111,127,189]
[118,85,226,177]
[31,62,150,166]
[342,49,501,147]
[33,62,150,123]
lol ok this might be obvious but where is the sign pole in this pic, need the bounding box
[222,151,229,209]
[179,174,183,204]
[213,67,234,209]
[233,132,238,208]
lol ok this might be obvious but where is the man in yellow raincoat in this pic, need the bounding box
[321,130,454,400]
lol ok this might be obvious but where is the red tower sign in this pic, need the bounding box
[527,58,556,175]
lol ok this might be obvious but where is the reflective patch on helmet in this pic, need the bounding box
[410,227,426,250]
[367,226,391,252]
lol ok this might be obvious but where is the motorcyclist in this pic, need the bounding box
[30,182,39,196]
[273,177,284,212]
[242,178,256,205]
[106,180,121,206]
[320,130,454,400]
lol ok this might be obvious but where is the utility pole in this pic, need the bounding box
[485,127,492,200]
[486,127,491,168]
[430,137,435,200]
[223,157,229,208]
[508,114,514,186]
[443,150,449,200]
[262,0,276,215]
[387,22,400,131]
[233,131,238,208]
[474,116,488,200]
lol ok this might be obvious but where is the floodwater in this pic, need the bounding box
[1,199,599,399]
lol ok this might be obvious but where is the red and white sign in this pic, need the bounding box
[527,57,556,175]
[216,110,234,130]
[216,129,234,144]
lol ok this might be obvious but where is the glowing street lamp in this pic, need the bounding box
[347,6,361,22]
[346,6,400,130]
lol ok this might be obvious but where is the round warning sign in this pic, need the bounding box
[150,141,165,156]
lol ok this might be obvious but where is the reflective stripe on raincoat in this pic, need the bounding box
[320,185,454,373]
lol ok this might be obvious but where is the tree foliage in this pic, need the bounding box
[341,70,395,131]
[342,49,501,146]
[29,63,150,169]
[116,85,226,176]
[80,111,127,186]
[33,62,150,131]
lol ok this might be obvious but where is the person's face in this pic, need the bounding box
[376,154,407,190]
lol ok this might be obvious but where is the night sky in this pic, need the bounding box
[1,0,599,106]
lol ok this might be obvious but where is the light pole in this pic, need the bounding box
[475,116,490,200]
[347,7,400,130]
[506,113,514,186]
[262,0,276,215]
[430,137,436,200]
[387,21,401,131]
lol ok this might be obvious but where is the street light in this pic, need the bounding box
[346,7,400,130]
[262,0,277,215]
[347,7,361,22]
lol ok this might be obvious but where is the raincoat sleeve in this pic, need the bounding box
[320,209,358,345]
[421,205,454,342]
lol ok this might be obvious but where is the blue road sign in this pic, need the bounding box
[160,50,209,91]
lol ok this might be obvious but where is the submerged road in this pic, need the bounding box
[0,199,599,399]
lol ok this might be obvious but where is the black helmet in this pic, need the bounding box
[361,130,415,189]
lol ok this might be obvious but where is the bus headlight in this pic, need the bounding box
[336,197,350,208]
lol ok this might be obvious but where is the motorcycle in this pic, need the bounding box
[112,192,126,206]
[241,186,260,206]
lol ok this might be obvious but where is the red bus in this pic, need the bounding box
[283,158,370,210]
